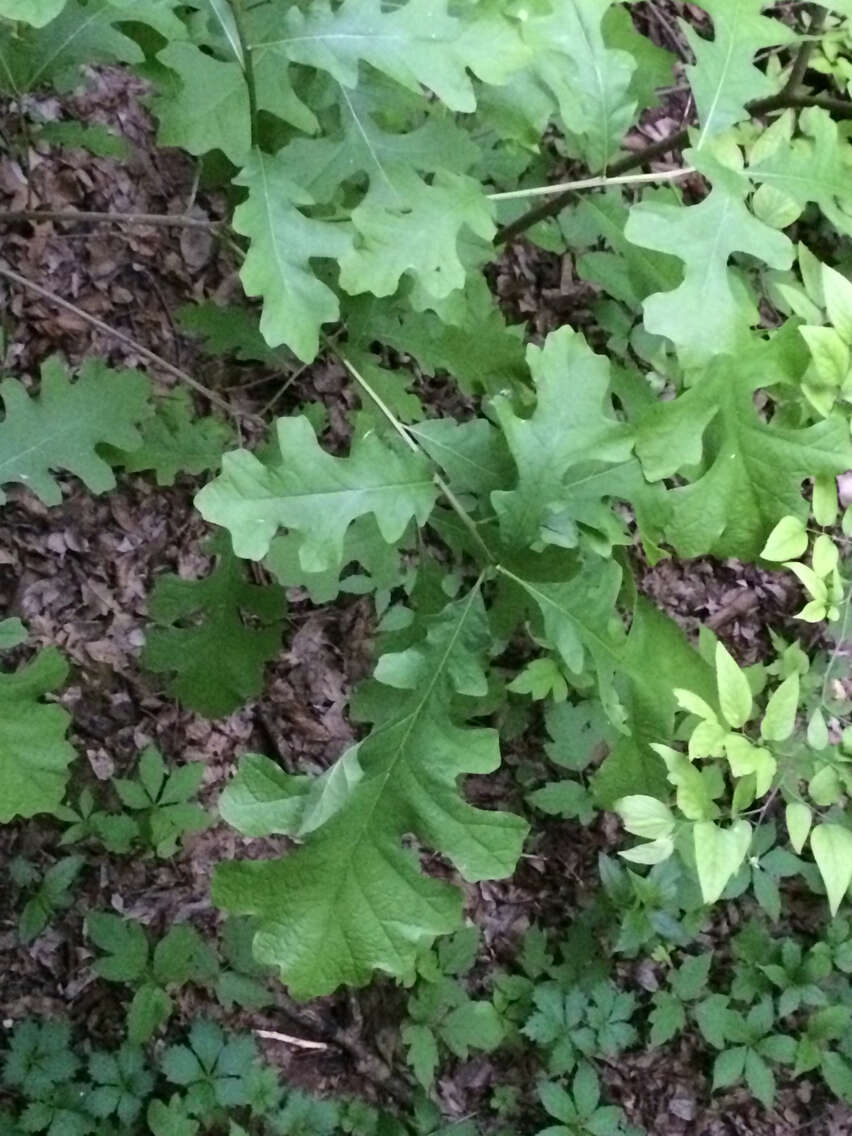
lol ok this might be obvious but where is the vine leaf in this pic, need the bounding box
[213,590,528,996]
[491,326,633,550]
[231,149,352,362]
[258,0,529,113]
[524,0,637,171]
[0,648,75,822]
[105,391,233,487]
[194,414,437,564]
[624,149,793,364]
[141,535,286,718]
[635,336,852,558]
[683,0,795,145]
[0,356,150,507]
[154,41,250,166]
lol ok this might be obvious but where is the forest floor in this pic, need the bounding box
[1,50,851,1136]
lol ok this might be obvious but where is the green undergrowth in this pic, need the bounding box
[4,0,852,1131]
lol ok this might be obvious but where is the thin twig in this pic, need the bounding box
[254,1029,329,1050]
[0,208,221,228]
[487,166,694,202]
[0,262,254,422]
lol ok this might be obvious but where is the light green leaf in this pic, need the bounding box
[339,169,494,301]
[196,414,436,565]
[761,516,808,562]
[800,325,850,387]
[154,42,249,165]
[715,642,752,729]
[760,672,799,742]
[0,618,26,650]
[694,819,752,904]
[625,150,792,364]
[265,0,529,112]
[811,823,852,916]
[441,1000,504,1057]
[524,0,636,171]
[614,796,675,840]
[813,534,839,578]
[231,149,352,363]
[0,356,150,507]
[785,802,812,854]
[684,0,794,145]
[619,835,674,865]
[0,0,66,25]
[141,535,285,717]
[823,263,852,344]
[636,339,852,559]
[213,592,528,996]
[491,326,633,550]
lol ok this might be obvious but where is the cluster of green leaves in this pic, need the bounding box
[0,1016,400,1136]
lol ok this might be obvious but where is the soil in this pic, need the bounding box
[0,45,849,1136]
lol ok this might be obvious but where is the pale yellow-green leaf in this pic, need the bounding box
[760,515,807,561]
[694,819,752,905]
[823,263,852,344]
[807,708,829,751]
[674,688,718,721]
[715,642,752,729]
[760,671,799,743]
[751,184,801,229]
[813,473,839,527]
[800,325,850,388]
[797,599,828,623]
[619,836,674,865]
[785,801,812,854]
[813,534,839,578]
[809,765,842,807]
[811,823,852,915]
[784,561,828,603]
[723,734,776,797]
[652,744,716,821]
